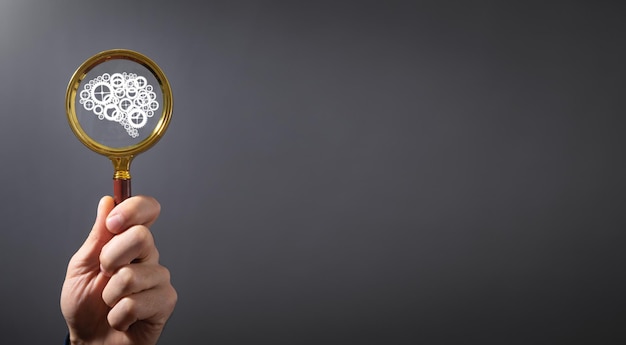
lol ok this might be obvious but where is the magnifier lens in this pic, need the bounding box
[75,59,164,148]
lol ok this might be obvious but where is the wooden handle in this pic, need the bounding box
[113,178,131,205]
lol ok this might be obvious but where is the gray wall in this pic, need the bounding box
[0,1,624,344]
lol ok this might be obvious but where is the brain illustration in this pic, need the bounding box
[79,72,159,138]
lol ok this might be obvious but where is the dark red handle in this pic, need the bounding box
[113,178,131,205]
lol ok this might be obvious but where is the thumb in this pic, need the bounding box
[71,196,116,265]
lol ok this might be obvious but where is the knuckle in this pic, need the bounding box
[108,297,139,331]
[137,195,161,218]
[119,296,139,317]
[99,250,114,273]
[133,226,154,245]
[115,266,136,289]
[101,287,116,307]
[165,285,178,312]
[153,247,161,261]
[151,197,161,216]
[162,266,171,282]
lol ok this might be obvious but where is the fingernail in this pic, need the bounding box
[106,214,122,232]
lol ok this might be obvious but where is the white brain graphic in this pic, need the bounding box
[79,72,159,138]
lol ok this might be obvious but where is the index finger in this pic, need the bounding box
[105,195,161,234]
[99,225,160,276]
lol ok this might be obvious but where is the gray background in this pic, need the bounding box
[0,1,624,344]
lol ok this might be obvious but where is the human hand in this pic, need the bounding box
[61,195,177,345]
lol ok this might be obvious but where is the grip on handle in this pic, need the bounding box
[113,178,131,205]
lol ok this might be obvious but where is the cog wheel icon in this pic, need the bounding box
[127,108,148,129]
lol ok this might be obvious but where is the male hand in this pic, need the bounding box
[61,195,177,345]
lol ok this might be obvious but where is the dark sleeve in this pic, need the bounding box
[64,334,70,345]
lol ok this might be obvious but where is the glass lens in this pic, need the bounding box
[74,59,164,149]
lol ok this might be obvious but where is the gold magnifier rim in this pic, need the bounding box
[65,49,173,158]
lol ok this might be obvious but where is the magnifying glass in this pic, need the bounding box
[65,49,173,204]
